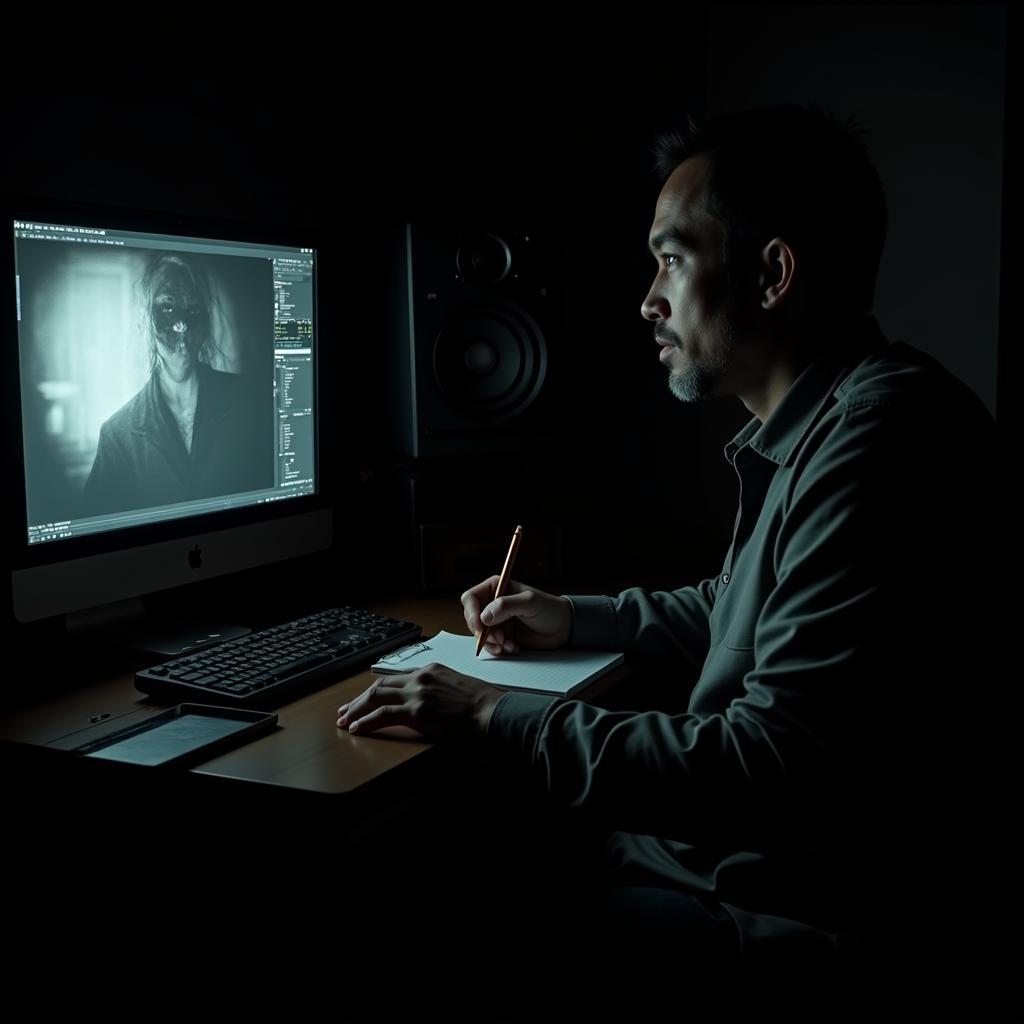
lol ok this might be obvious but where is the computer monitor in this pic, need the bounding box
[4,195,333,652]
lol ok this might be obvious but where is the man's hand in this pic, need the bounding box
[461,576,573,656]
[337,663,505,740]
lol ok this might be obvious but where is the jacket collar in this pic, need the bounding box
[725,314,889,468]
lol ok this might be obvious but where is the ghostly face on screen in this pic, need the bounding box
[142,253,212,383]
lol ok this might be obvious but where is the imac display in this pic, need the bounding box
[6,199,332,636]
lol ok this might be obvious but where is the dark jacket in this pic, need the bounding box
[487,315,1009,977]
[82,362,272,517]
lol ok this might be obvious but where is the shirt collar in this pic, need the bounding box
[725,314,889,467]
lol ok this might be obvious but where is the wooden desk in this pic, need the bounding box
[0,596,631,807]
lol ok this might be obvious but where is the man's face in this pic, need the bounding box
[151,264,207,383]
[642,153,748,403]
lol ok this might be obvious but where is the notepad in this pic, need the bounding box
[371,631,624,698]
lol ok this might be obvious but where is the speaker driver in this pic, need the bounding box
[455,233,513,286]
[433,302,547,420]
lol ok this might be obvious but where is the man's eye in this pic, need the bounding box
[663,253,681,267]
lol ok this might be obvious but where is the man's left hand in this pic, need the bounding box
[337,662,505,740]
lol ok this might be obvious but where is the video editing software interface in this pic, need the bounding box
[12,218,317,546]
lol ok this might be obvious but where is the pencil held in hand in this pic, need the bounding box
[476,524,523,657]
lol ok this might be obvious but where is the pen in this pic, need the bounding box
[476,524,523,657]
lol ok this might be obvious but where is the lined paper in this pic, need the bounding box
[372,630,623,698]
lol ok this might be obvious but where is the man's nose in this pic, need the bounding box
[641,280,669,321]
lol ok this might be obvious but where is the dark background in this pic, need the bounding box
[5,4,1010,609]
[0,4,1015,1016]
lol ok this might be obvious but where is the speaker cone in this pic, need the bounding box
[433,302,547,420]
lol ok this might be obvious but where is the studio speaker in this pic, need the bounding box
[384,222,563,459]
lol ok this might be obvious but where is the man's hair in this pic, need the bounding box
[653,105,888,316]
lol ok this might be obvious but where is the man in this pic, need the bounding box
[337,106,1009,1008]
[82,251,270,516]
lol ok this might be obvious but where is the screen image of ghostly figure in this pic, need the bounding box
[79,250,274,517]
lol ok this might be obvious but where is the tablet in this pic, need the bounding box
[73,704,278,768]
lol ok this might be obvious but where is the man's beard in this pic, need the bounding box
[664,313,737,403]
[667,359,718,402]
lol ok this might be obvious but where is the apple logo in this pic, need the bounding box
[188,544,203,569]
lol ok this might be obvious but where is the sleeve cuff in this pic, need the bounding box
[486,691,559,760]
[563,594,619,649]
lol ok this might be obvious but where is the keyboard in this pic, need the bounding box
[135,606,422,709]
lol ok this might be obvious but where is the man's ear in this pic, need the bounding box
[759,237,798,310]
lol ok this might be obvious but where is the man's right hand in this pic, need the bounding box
[461,576,573,656]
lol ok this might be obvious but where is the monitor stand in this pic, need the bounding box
[65,597,250,657]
